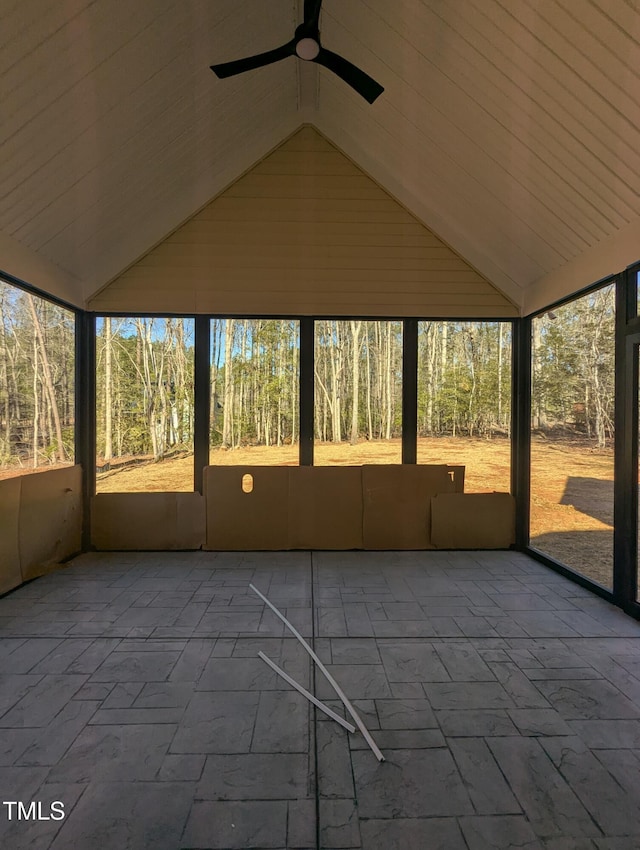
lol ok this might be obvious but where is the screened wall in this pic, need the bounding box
[0,277,75,476]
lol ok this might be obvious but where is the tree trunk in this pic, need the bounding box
[27,295,65,462]
[350,321,361,444]
[32,335,39,468]
[222,319,235,448]
[104,317,113,462]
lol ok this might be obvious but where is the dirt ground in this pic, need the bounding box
[91,435,617,588]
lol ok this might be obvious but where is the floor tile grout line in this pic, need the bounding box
[310,550,321,850]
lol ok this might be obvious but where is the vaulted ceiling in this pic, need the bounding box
[2,0,640,313]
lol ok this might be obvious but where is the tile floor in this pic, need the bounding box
[1,549,640,849]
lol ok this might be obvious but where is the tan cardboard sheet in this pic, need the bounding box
[288,466,363,549]
[0,477,22,594]
[92,492,205,550]
[448,465,465,493]
[204,466,289,550]
[362,465,457,549]
[19,465,82,581]
[431,492,516,549]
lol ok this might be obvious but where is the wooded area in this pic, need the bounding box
[0,277,615,488]
[96,318,194,466]
[211,319,299,450]
[418,321,511,438]
[0,280,75,471]
[532,285,615,447]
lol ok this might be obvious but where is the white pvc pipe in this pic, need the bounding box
[258,651,356,733]
[249,582,384,761]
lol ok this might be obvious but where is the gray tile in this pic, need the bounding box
[171,691,259,753]
[316,721,354,799]
[101,681,143,708]
[360,817,468,850]
[134,681,194,708]
[0,638,63,673]
[318,607,349,637]
[47,723,175,782]
[436,709,519,737]
[330,638,381,664]
[388,681,426,698]
[525,668,603,680]
[287,798,316,849]
[0,782,86,850]
[490,593,556,611]
[508,611,581,638]
[0,675,87,727]
[487,737,600,838]
[0,766,50,804]
[182,800,287,849]
[251,690,308,752]
[167,639,216,683]
[375,698,436,729]
[50,782,193,850]
[424,681,515,710]
[319,799,360,848]
[157,753,205,781]
[4,550,640,850]
[434,642,496,681]
[508,709,573,736]
[88,707,184,724]
[449,737,520,814]
[343,602,375,636]
[0,674,43,718]
[459,815,543,850]
[373,619,440,637]
[316,664,391,700]
[18,700,100,765]
[89,651,180,682]
[29,639,95,674]
[535,679,640,720]
[197,609,264,633]
[197,655,307,690]
[541,736,640,836]
[383,602,424,620]
[489,662,551,708]
[594,748,640,795]
[198,753,309,798]
[568,719,640,748]
[351,748,473,817]
[349,728,444,750]
[0,728,33,765]
[378,642,449,682]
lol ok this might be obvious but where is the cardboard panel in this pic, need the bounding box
[92,493,205,550]
[176,494,207,550]
[0,477,23,594]
[288,467,363,549]
[448,465,465,493]
[204,466,289,550]
[362,465,457,550]
[431,492,516,549]
[19,465,82,580]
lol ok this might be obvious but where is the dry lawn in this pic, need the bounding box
[93,435,616,588]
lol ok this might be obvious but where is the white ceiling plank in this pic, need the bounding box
[1,0,640,309]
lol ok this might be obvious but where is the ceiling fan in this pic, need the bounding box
[210,0,384,104]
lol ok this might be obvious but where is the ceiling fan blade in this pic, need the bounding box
[314,47,384,103]
[211,39,296,79]
[303,0,323,28]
